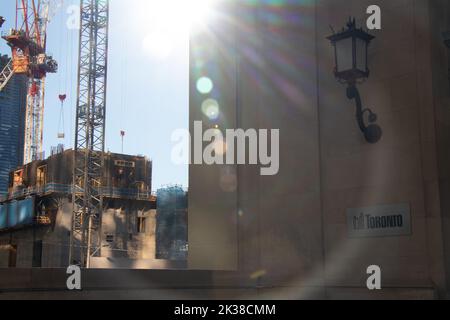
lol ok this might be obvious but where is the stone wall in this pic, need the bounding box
[187,0,450,299]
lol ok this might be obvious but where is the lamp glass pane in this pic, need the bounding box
[355,37,367,72]
[336,37,353,72]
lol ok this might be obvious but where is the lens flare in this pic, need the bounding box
[142,32,174,59]
[138,0,221,59]
[201,98,220,120]
[196,77,214,94]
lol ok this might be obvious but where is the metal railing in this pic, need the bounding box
[0,183,156,202]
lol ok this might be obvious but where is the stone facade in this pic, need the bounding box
[187,0,450,299]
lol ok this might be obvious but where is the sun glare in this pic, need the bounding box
[139,0,219,59]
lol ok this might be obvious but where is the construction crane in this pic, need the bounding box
[1,1,108,267]
[69,0,110,268]
[0,0,59,164]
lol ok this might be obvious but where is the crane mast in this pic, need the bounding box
[69,0,109,268]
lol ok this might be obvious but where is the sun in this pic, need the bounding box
[138,0,220,59]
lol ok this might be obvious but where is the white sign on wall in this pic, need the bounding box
[347,203,411,238]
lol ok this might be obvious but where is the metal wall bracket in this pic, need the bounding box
[346,84,382,144]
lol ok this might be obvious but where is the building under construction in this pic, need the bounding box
[0,149,180,269]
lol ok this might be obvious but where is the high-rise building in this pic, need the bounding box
[0,55,27,195]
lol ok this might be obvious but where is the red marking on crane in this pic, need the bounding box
[29,82,38,96]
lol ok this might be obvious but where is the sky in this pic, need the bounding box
[0,0,190,190]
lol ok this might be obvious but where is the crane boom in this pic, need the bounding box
[0,18,14,92]
[0,59,14,92]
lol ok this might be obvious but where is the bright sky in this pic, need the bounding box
[0,0,191,190]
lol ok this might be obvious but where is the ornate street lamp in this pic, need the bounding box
[327,18,382,144]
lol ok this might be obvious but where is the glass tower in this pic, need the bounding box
[0,55,27,195]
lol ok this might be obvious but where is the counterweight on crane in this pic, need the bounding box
[69,0,109,268]
[0,0,58,164]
